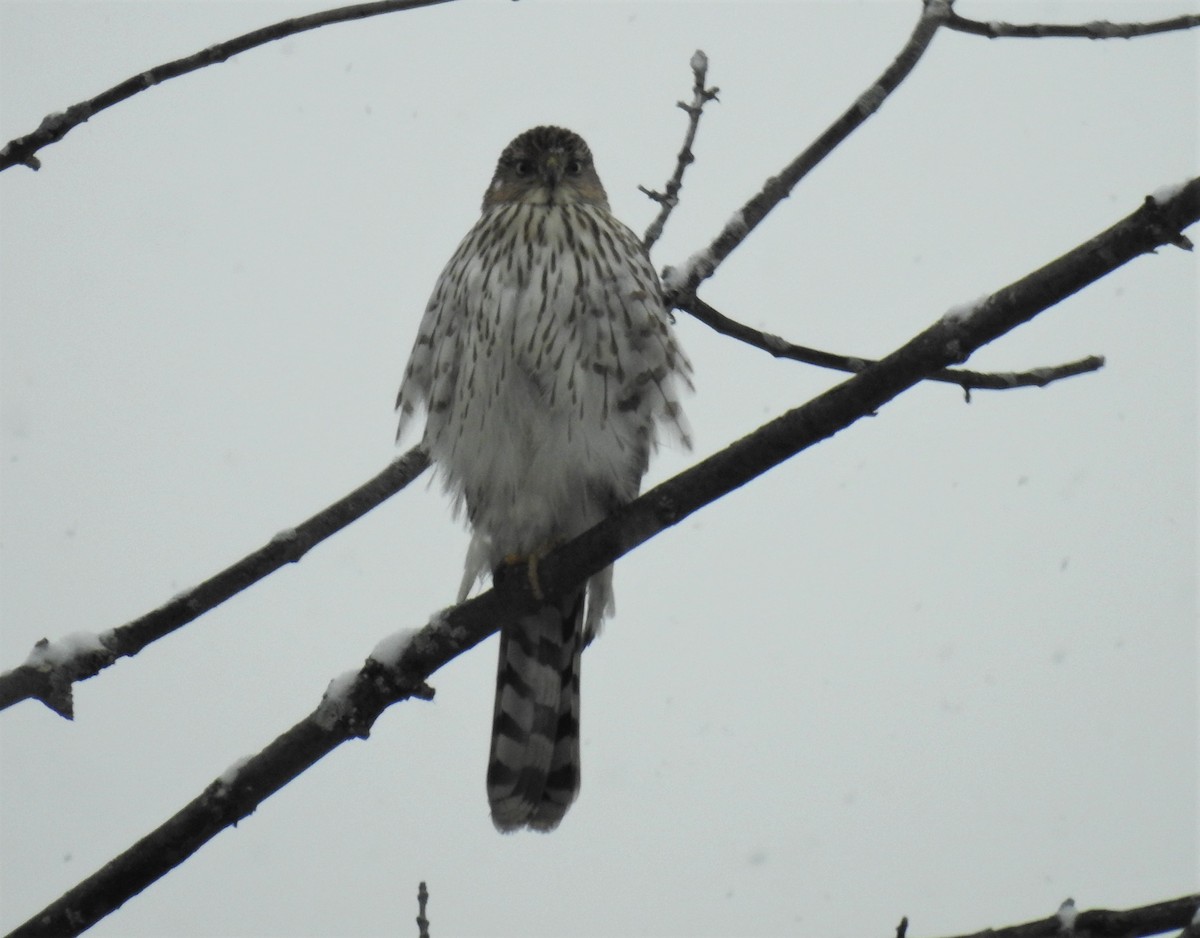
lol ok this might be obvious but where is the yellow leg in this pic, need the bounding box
[527,553,543,602]
[501,552,546,603]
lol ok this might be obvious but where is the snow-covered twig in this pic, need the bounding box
[1058,897,1079,933]
[640,49,719,252]
[944,10,1200,40]
[680,295,1105,396]
[9,180,1196,938]
[0,0,456,172]
[0,446,431,718]
[0,633,119,720]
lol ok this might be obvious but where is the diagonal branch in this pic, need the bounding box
[0,447,430,718]
[640,49,719,252]
[0,0,458,172]
[944,10,1200,40]
[10,181,1195,938]
[928,893,1200,938]
[661,0,950,300]
[658,2,1199,302]
[536,183,1198,608]
[681,295,1106,395]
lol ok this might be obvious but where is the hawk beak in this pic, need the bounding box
[541,153,565,188]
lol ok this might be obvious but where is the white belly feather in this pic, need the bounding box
[396,202,689,633]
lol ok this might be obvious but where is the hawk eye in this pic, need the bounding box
[565,159,583,176]
[513,159,534,177]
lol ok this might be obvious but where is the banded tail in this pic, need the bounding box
[487,591,584,832]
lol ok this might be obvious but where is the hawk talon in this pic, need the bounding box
[527,553,543,603]
[500,552,545,603]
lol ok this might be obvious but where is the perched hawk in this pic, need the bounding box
[396,125,690,832]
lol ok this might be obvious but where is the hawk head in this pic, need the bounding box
[483,126,610,210]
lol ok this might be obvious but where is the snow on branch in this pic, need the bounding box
[10,181,1196,938]
[0,0,457,172]
[923,892,1200,938]
[944,10,1200,40]
[0,632,120,720]
[661,0,951,301]
[658,3,1199,304]
[0,447,430,718]
[535,181,1199,610]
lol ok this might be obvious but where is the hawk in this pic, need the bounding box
[396,125,690,832]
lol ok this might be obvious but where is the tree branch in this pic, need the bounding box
[944,10,1200,40]
[680,295,1106,395]
[661,0,951,300]
[538,182,1198,611]
[640,49,719,252]
[657,1,1199,302]
[416,881,431,938]
[642,43,1102,397]
[0,0,457,172]
[0,447,430,718]
[928,893,1200,938]
[10,180,1195,938]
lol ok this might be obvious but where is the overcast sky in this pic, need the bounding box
[1,2,1196,936]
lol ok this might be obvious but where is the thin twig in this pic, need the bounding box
[0,447,431,717]
[640,50,719,252]
[416,881,430,938]
[9,180,1196,938]
[681,295,1105,396]
[660,0,952,301]
[944,11,1200,40]
[0,0,457,172]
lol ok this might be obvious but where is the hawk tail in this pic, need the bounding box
[486,591,583,833]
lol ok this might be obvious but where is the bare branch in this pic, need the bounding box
[680,295,1106,394]
[661,0,950,300]
[538,182,1198,610]
[0,0,457,172]
[657,1,1198,301]
[0,447,430,717]
[945,10,1200,40]
[10,181,1194,938]
[417,882,431,938]
[928,893,1200,938]
[640,49,719,252]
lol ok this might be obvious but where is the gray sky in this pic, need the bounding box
[1,1,1196,936]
